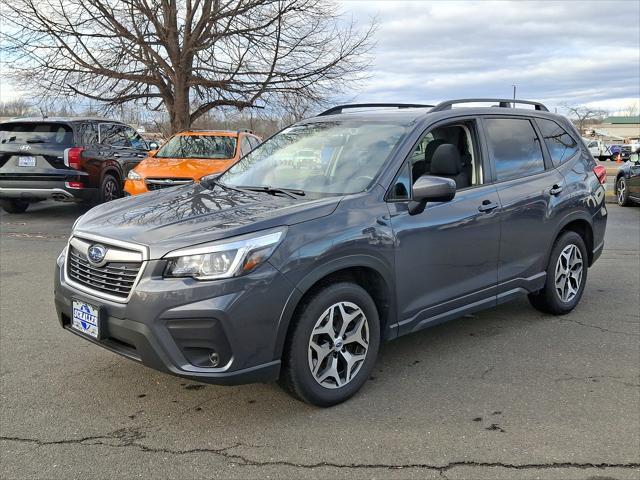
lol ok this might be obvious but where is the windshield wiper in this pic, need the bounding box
[239,185,306,199]
[204,177,249,194]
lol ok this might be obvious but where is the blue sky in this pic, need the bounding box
[1,0,639,115]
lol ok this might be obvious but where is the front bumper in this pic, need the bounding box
[54,255,296,385]
[123,179,149,196]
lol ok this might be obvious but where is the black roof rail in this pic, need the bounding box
[431,98,549,112]
[317,103,434,116]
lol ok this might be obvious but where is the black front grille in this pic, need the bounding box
[146,178,192,191]
[67,246,142,299]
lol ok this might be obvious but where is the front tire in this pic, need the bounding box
[0,199,29,214]
[529,231,588,315]
[279,282,380,407]
[617,177,630,206]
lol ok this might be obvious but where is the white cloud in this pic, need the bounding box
[340,0,640,114]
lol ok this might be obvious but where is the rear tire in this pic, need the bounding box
[0,199,29,214]
[617,177,630,206]
[528,231,588,315]
[98,174,122,204]
[279,282,380,407]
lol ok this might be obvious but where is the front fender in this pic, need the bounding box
[271,253,397,362]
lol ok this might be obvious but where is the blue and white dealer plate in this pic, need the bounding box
[71,300,100,339]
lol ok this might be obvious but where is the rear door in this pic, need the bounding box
[480,116,565,299]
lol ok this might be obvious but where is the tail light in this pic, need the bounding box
[64,147,84,170]
[593,165,606,185]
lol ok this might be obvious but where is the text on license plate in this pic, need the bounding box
[71,300,100,339]
[18,156,36,167]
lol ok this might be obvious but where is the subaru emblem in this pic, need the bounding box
[87,244,107,264]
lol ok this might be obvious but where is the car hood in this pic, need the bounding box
[74,183,341,259]
[134,157,235,180]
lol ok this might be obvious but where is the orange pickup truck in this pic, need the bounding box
[124,129,261,195]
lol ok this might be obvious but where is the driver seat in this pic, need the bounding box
[429,144,470,189]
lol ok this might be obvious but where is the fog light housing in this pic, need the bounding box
[209,352,220,367]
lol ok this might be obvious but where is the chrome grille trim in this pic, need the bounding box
[146,178,193,191]
[63,233,148,303]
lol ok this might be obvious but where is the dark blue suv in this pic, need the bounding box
[54,99,608,406]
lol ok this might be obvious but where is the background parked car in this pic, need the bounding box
[0,117,154,213]
[124,130,261,195]
[614,150,640,206]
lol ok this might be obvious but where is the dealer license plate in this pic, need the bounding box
[71,300,100,339]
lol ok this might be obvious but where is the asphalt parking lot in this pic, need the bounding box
[1,201,638,480]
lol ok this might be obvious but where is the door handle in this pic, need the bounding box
[549,184,563,195]
[478,200,498,213]
[113,153,122,158]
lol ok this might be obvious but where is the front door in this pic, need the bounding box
[387,118,501,335]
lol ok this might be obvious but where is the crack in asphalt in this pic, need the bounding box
[0,231,68,240]
[559,317,640,337]
[2,430,639,473]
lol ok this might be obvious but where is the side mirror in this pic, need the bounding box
[147,149,158,157]
[408,175,456,215]
[148,141,159,150]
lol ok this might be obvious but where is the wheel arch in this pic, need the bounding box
[273,255,396,361]
[551,214,595,267]
[101,165,123,183]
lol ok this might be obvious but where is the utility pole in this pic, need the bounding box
[512,84,517,108]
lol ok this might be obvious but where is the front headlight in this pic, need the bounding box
[127,169,142,180]
[163,227,286,280]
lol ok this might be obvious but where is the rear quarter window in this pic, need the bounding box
[536,118,580,166]
[484,118,545,181]
[0,122,74,147]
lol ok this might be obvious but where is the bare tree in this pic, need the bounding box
[565,105,607,135]
[621,102,639,117]
[1,0,375,133]
[0,98,33,117]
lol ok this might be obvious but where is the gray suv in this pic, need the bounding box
[54,99,608,406]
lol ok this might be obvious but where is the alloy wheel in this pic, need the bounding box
[617,178,626,204]
[103,178,119,201]
[554,244,583,303]
[307,301,369,389]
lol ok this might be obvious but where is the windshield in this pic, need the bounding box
[0,122,74,146]
[156,134,237,160]
[218,121,407,195]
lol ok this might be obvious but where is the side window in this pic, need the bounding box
[125,127,147,150]
[484,118,545,181]
[388,121,482,200]
[77,123,98,145]
[240,135,252,157]
[388,161,411,201]
[100,123,128,147]
[536,118,580,166]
